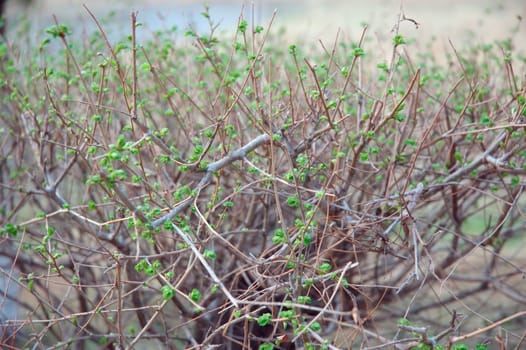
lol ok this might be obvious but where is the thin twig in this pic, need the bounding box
[170,223,239,308]
[448,310,526,344]
[151,133,270,228]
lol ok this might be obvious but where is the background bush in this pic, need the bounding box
[1,6,525,350]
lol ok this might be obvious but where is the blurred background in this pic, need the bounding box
[3,0,525,52]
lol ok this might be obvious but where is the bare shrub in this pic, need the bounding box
[0,6,525,350]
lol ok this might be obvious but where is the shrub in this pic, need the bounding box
[0,5,525,349]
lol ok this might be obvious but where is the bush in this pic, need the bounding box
[0,6,525,349]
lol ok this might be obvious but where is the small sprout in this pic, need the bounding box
[27,279,34,292]
[272,228,286,244]
[310,321,321,331]
[286,196,300,208]
[398,318,411,326]
[352,47,364,57]
[297,295,312,304]
[393,34,406,46]
[302,279,314,288]
[161,285,175,300]
[318,262,332,273]
[452,345,468,350]
[189,288,202,303]
[2,223,18,237]
[257,313,272,327]
[108,150,121,160]
[184,29,196,37]
[38,37,51,50]
[404,138,417,147]
[377,62,389,71]
[204,249,216,260]
[279,309,295,321]
[303,233,312,247]
[45,24,71,38]
[454,151,463,163]
[238,20,248,33]
[134,259,146,273]
[359,152,369,162]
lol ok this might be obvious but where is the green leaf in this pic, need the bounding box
[352,47,365,57]
[359,152,369,162]
[318,262,332,273]
[398,318,411,326]
[297,295,312,304]
[286,196,300,207]
[2,223,18,237]
[272,228,286,244]
[310,321,321,331]
[189,288,202,303]
[257,313,272,327]
[140,62,151,72]
[27,279,34,292]
[204,249,216,260]
[452,345,468,350]
[238,20,248,33]
[393,34,406,46]
[108,150,121,160]
[303,233,312,247]
[45,24,71,38]
[161,285,175,300]
[259,344,274,350]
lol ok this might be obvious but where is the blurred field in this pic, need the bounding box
[4,0,526,53]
